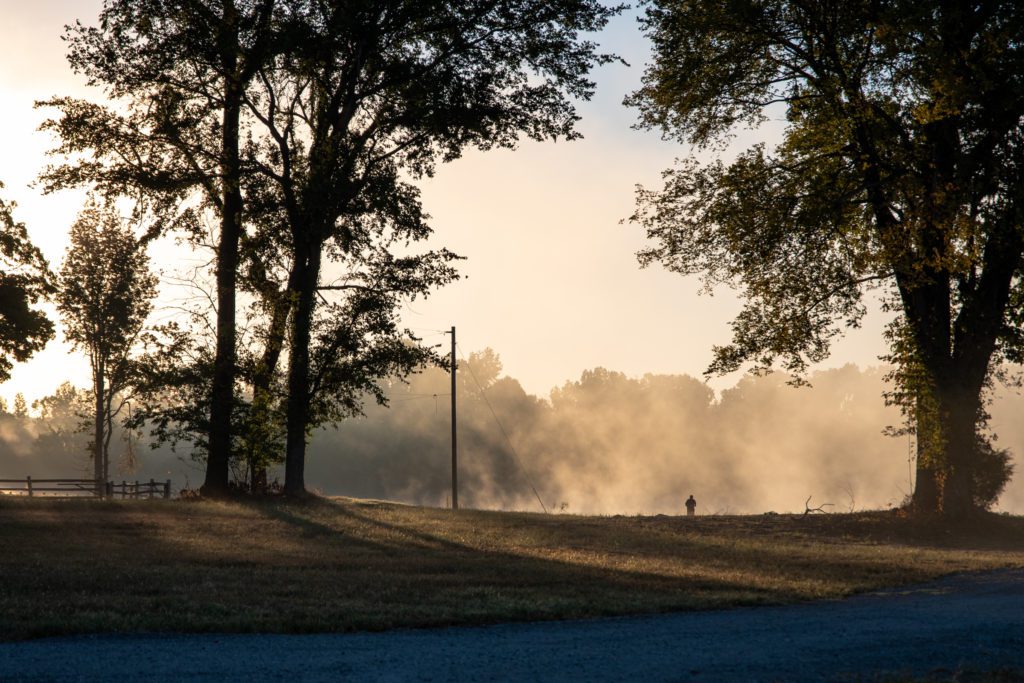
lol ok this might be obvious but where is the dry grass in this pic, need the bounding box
[1,496,1023,640]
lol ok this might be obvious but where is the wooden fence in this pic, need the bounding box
[0,477,171,499]
[106,479,171,499]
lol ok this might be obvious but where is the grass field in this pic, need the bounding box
[1,496,1023,640]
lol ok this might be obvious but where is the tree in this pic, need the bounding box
[0,183,54,382]
[57,198,158,492]
[628,0,1024,516]
[33,382,93,463]
[12,393,28,420]
[40,0,278,496]
[245,0,622,495]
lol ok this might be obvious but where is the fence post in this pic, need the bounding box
[163,480,171,499]
[26,476,32,498]
[105,481,113,498]
[122,480,126,500]
[134,480,139,499]
[148,478,155,499]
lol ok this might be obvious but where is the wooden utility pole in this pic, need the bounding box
[449,326,458,510]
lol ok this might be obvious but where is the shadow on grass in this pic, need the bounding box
[1,497,1022,640]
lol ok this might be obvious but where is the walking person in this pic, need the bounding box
[685,494,697,517]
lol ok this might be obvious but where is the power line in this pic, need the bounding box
[390,393,451,404]
[456,343,548,514]
[403,327,451,336]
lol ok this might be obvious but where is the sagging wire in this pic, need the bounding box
[391,392,451,416]
[456,343,548,514]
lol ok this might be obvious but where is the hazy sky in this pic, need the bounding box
[0,0,895,406]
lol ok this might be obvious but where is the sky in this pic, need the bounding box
[0,0,897,407]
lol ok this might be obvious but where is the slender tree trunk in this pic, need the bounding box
[93,366,104,497]
[246,268,299,492]
[283,240,322,496]
[102,373,117,484]
[203,1,243,497]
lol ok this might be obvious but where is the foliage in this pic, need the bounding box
[41,0,282,495]
[129,315,271,487]
[628,0,1024,516]
[974,438,1015,509]
[57,197,158,482]
[41,0,622,495]
[32,381,92,463]
[12,393,28,419]
[234,0,622,494]
[129,321,218,458]
[0,184,54,382]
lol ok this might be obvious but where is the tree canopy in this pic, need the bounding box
[42,0,623,496]
[57,198,158,487]
[0,184,54,383]
[629,0,1024,516]
[236,0,621,494]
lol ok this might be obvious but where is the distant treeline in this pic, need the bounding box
[305,352,1024,515]
[4,354,1023,514]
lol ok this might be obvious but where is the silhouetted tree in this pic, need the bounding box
[57,199,157,490]
[43,0,620,498]
[629,0,1024,516]
[40,0,278,496]
[0,183,54,382]
[12,393,28,420]
[246,0,622,495]
[128,313,262,487]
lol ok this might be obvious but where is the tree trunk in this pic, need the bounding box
[93,367,104,497]
[283,241,322,496]
[935,379,982,517]
[202,1,243,498]
[912,462,939,512]
[911,401,939,513]
[245,267,299,493]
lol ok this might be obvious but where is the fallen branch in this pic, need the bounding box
[802,495,834,517]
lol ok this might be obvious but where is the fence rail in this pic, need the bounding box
[106,479,171,499]
[0,477,171,499]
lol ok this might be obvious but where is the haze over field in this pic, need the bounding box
[3,353,1022,515]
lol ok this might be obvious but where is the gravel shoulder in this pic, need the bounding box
[3,569,1023,682]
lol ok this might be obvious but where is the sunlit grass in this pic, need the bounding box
[1,496,1022,639]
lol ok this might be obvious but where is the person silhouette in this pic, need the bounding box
[685,494,697,517]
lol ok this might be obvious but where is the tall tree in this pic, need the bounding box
[0,183,54,382]
[57,198,158,492]
[628,0,1024,516]
[40,0,278,496]
[245,0,622,495]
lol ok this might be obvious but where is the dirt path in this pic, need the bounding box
[2,569,1023,682]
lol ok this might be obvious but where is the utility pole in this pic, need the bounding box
[448,325,458,510]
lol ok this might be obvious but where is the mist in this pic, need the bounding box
[304,351,1024,515]
[2,352,1022,514]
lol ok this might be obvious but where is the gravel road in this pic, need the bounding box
[3,569,1023,682]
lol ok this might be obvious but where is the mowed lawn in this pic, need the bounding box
[1,496,1023,640]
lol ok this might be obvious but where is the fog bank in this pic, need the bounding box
[3,353,1022,514]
